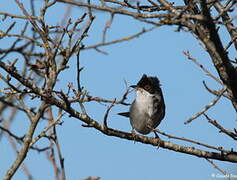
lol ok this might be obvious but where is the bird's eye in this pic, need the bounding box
[144,85,151,91]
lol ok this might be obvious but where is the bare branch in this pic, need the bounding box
[0,126,24,142]
[103,98,116,128]
[204,113,237,141]
[83,26,157,51]
[184,86,226,124]
[206,159,231,180]
[30,112,64,147]
[3,102,48,180]
[183,51,223,85]
[154,128,230,153]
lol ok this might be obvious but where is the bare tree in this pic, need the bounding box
[0,0,237,179]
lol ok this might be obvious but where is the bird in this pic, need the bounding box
[118,74,165,135]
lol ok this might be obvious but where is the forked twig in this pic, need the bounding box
[30,112,64,147]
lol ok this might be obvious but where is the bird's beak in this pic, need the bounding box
[130,85,137,88]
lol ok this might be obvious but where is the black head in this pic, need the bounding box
[131,74,162,94]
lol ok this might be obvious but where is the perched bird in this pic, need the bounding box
[118,74,166,135]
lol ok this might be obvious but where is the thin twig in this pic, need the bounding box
[30,112,64,147]
[203,81,232,100]
[183,51,223,85]
[206,159,231,180]
[46,143,60,180]
[184,86,227,124]
[83,26,157,50]
[204,113,237,140]
[103,98,116,128]
[102,13,114,43]
[76,50,84,92]
[154,129,230,153]
[53,126,66,180]
[0,126,25,142]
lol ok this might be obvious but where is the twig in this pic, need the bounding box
[224,35,237,51]
[2,108,35,180]
[0,11,39,20]
[3,105,48,180]
[102,13,114,43]
[87,0,93,19]
[7,132,35,180]
[3,103,47,180]
[103,98,116,128]
[46,107,66,180]
[69,88,131,106]
[76,50,84,92]
[203,81,232,100]
[83,27,157,50]
[0,126,24,142]
[47,143,60,180]
[15,0,52,57]
[184,86,227,124]
[154,129,230,153]
[183,51,223,85]
[30,112,64,147]
[81,176,100,180]
[53,126,66,180]
[94,47,108,55]
[206,159,231,180]
[204,113,237,140]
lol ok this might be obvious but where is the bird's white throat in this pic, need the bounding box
[135,89,154,116]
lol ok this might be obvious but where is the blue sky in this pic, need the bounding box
[1,0,237,180]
